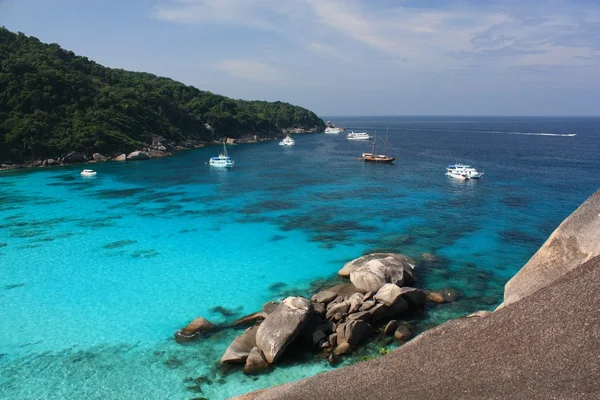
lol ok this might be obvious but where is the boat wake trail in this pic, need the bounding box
[507,132,576,137]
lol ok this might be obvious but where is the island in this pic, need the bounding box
[0,27,325,168]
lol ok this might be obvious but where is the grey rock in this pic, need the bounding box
[326,302,349,320]
[262,301,279,314]
[92,153,108,161]
[233,311,267,327]
[333,342,352,355]
[221,325,259,363]
[374,283,404,306]
[466,311,493,318]
[113,153,127,161]
[383,320,398,335]
[230,252,600,400]
[398,287,426,308]
[256,296,313,364]
[127,151,150,160]
[339,253,416,283]
[336,320,372,347]
[502,189,600,308]
[311,290,338,304]
[394,325,412,340]
[369,299,409,323]
[347,293,364,314]
[243,347,269,375]
[312,330,327,347]
[313,302,326,316]
[427,288,460,304]
[326,296,344,310]
[359,300,376,312]
[328,333,338,348]
[346,311,371,323]
[317,321,335,334]
[327,283,363,298]
[174,317,214,343]
[349,255,416,292]
[363,291,376,301]
[63,151,84,163]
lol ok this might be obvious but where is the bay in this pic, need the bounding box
[0,116,598,399]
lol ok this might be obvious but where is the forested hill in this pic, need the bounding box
[0,27,325,163]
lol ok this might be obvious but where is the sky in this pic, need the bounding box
[1,0,599,116]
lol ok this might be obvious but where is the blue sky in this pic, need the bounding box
[1,0,599,116]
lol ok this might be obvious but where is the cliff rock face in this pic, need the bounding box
[501,189,600,308]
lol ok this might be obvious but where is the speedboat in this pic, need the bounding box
[445,164,484,180]
[347,132,372,140]
[209,140,234,168]
[80,169,97,177]
[279,135,295,146]
[324,127,344,134]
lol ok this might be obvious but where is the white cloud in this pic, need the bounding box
[215,59,286,83]
[154,0,600,71]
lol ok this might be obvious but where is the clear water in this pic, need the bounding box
[1,116,598,399]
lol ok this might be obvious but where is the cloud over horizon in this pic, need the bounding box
[1,0,598,115]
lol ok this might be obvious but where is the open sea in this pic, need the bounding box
[1,116,599,399]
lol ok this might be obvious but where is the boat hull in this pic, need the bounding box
[209,159,234,168]
[362,153,395,163]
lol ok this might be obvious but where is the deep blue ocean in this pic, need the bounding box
[1,116,599,399]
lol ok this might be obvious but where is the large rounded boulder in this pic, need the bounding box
[347,254,416,293]
[127,151,150,160]
[221,325,259,364]
[256,296,313,364]
[174,317,214,343]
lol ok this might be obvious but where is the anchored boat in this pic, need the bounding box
[279,135,295,146]
[347,132,372,140]
[209,140,235,168]
[80,169,97,177]
[362,128,395,164]
[445,164,484,180]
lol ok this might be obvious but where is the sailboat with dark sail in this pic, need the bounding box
[362,128,396,164]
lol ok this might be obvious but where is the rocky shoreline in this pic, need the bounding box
[0,130,318,172]
[174,253,459,376]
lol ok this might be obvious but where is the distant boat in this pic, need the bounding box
[279,135,295,146]
[325,127,344,134]
[362,128,395,164]
[445,164,484,180]
[80,169,97,177]
[347,132,372,140]
[209,139,234,168]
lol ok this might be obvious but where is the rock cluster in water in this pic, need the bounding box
[175,253,457,375]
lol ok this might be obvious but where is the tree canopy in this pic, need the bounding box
[0,27,324,162]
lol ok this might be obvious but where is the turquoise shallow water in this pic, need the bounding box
[1,116,599,399]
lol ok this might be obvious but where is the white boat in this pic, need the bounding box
[324,127,344,134]
[279,135,295,146]
[80,169,97,177]
[347,132,372,140]
[445,164,484,180]
[209,140,234,168]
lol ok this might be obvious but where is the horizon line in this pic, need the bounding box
[319,114,600,118]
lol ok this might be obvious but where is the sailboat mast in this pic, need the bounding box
[372,130,377,154]
[385,127,389,156]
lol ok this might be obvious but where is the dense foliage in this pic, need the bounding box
[0,27,324,162]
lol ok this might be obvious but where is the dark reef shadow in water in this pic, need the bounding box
[131,249,160,259]
[4,283,25,290]
[500,230,542,246]
[103,240,138,249]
